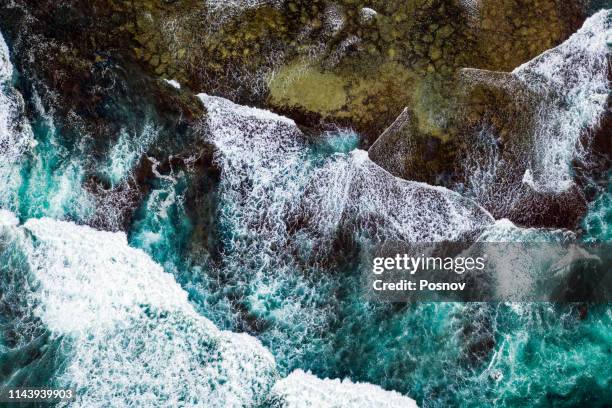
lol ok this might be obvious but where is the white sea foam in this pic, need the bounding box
[309,149,493,243]
[272,369,418,408]
[197,92,311,256]
[163,78,181,89]
[105,121,158,185]
[206,0,282,11]
[2,213,421,407]
[0,31,35,212]
[7,217,278,407]
[196,95,330,359]
[359,7,377,23]
[205,0,284,26]
[198,93,493,247]
[512,10,611,193]
[0,31,13,80]
[196,93,492,375]
[0,209,18,226]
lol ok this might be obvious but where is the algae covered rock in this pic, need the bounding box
[119,0,587,140]
[472,0,587,71]
[2,0,588,142]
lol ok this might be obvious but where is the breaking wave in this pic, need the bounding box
[513,9,610,193]
[0,216,277,407]
[0,10,611,407]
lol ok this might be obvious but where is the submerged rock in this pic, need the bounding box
[41,0,580,141]
[0,0,592,142]
[369,10,611,229]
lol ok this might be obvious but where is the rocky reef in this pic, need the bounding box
[368,8,611,228]
[5,1,587,138]
[1,1,611,407]
[0,0,607,223]
[2,0,605,231]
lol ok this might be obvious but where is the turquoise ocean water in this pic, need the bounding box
[1,10,611,408]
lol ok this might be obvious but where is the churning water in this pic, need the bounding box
[1,9,611,408]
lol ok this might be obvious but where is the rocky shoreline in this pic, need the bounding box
[0,0,608,231]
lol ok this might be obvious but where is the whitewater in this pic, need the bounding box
[1,9,611,408]
[0,25,419,406]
